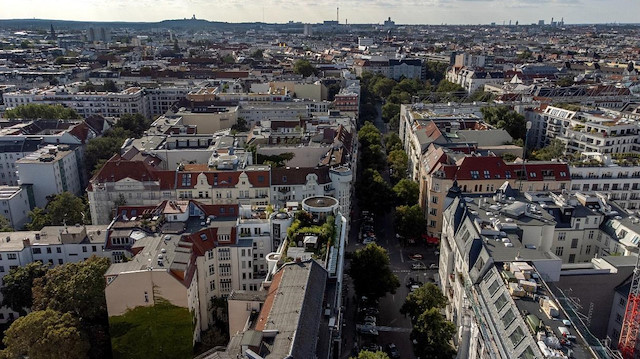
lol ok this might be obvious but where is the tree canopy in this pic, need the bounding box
[32,256,110,321]
[393,179,419,206]
[351,350,390,359]
[293,59,316,77]
[384,132,403,153]
[1,262,48,315]
[400,283,447,321]
[356,169,393,213]
[25,192,88,231]
[531,139,566,161]
[2,309,90,359]
[349,243,400,301]
[411,308,456,359]
[387,149,409,183]
[0,215,13,232]
[4,104,80,120]
[480,106,527,141]
[394,204,426,240]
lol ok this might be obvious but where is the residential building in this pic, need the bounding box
[3,86,147,119]
[0,186,32,229]
[16,144,82,208]
[0,224,108,323]
[439,186,604,359]
[446,67,504,94]
[87,155,270,225]
[419,149,570,237]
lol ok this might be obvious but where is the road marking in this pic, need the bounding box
[400,249,404,263]
[356,324,412,333]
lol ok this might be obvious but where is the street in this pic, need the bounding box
[340,103,440,358]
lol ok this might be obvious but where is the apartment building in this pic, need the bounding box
[87,155,271,225]
[419,150,570,237]
[104,200,295,343]
[0,186,32,229]
[532,105,639,154]
[16,144,82,208]
[439,188,603,359]
[446,67,504,94]
[3,86,147,119]
[0,224,108,323]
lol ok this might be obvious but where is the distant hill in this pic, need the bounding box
[0,18,269,31]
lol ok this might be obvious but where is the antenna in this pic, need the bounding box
[337,7,339,24]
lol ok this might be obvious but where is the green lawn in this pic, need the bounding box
[109,299,193,359]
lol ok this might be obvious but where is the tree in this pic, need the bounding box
[103,79,118,92]
[32,256,110,321]
[387,149,408,183]
[0,215,12,232]
[117,113,151,138]
[531,139,565,161]
[221,54,235,64]
[480,106,527,141]
[1,262,48,315]
[372,77,397,98]
[293,59,316,77]
[43,192,87,228]
[436,80,464,93]
[349,243,400,301]
[351,350,390,359]
[356,169,393,213]
[326,82,342,101]
[394,204,426,240]
[2,309,90,359]
[24,207,50,231]
[358,122,382,148]
[411,308,456,359]
[3,104,80,120]
[384,132,402,154]
[250,49,263,59]
[400,283,447,322]
[468,89,494,102]
[231,117,249,132]
[381,102,400,123]
[393,179,419,206]
[557,76,574,87]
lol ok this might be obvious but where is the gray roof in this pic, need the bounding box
[265,260,327,359]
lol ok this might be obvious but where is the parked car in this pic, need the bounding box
[429,263,439,269]
[406,277,423,288]
[411,263,427,270]
[359,307,379,316]
[386,343,401,359]
[363,237,376,245]
[410,284,420,292]
[409,253,423,260]
[357,325,379,336]
[363,316,377,326]
[362,344,381,352]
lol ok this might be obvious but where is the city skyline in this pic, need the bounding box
[0,0,638,25]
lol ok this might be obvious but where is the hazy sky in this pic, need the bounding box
[0,0,637,25]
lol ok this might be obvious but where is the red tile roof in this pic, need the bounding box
[434,155,570,182]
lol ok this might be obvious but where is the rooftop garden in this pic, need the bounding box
[286,210,336,260]
[612,153,640,166]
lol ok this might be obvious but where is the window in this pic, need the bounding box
[621,297,627,307]
[585,245,592,255]
[209,264,215,276]
[431,196,438,204]
[92,246,97,252]
[219,264,231,276]
[569,254,576,263]
[429,220,436,227]
[218,248,231,261]
[470,170,479,179]
[555,247,564,256]
[483,170,490,179]
[616,313,623,323]
[208,250,214,260]
[588,231,594,239]
[7,253,16,260]
[505,171,512,179]
[558,232,566,241]
[82,246,87,253]
[56,247,61,253]
[58,259,63,265]
[209,280,216,291]
[501,309,516,327]
[0,266,4,272]
[510,326,526,346]
[429,208,437,216]
[32,248,41,254]
[46,247,52,254]
[571,238,579,249]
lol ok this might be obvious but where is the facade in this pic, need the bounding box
[446,67,504,94]
[0,225,108,323]
[439,189,603,359]
[0,186,32,229]
[103,200,295,343]
[16,144,82,208]
[3,86,147,119]
[87,156,271,225]
[419,149,571,237]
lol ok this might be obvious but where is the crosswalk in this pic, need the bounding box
[356,324,412,333]
[393,269,411,273]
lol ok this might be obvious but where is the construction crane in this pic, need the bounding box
[619,255,640,358]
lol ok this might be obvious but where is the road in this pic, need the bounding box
[341,102,439,358]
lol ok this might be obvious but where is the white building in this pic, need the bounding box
[3,86,147,119]
[16,144,82,208]
[0,224,108,323]
[0,186,31,229]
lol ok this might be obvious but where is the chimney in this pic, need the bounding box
[22,238,30,247]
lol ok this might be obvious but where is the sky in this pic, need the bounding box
[0,0,638,25]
